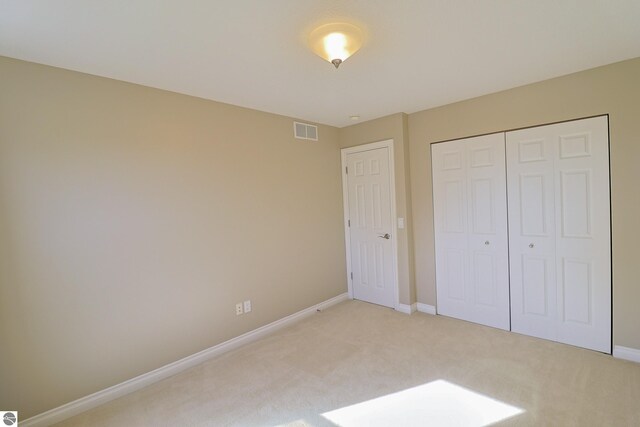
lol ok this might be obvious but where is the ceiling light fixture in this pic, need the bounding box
[308,23,363,68]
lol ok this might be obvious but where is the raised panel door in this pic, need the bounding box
[433,133,509,330]
[506,133,558,341]
[507,116,611,353]
[346,148,395,308]
[553,117,611,352]
[433,140,469,320]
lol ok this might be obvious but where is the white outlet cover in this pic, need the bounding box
[397,218,405,229]
[243,300,252,313]
[235,303,243,315]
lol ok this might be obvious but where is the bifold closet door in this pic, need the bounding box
[507,116,611,352]
[432,133,510,330]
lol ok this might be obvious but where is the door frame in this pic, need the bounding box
[341,139,400,311]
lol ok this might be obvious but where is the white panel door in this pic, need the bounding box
[507,116,611,352]
[346,147,396,308]
[506,132,558,341]
[432,139,469,319]
[432,133,510,330]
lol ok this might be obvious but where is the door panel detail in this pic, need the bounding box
[356,184,366,227]
[559,133,591,159]
[561,258,592,325]
[443,180,465,233]
[370,159,380,175]
[518,139,545,163]
[522,255,548,316]
[375,243,385,289]
[372,183,383,229]
[358,243,368,285]
[473,251,496,307]
[471,178,494,234]
[470,148,493,168]
[443,151,462,170]
[445,249,465,301]
[519,174,547,236]
[560,170,592,238]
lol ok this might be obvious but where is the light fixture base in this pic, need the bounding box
[308,22,363,69]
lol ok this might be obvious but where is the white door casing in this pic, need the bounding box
[341,140,398,309]
[432,133,510,330]
[507,116,611,353]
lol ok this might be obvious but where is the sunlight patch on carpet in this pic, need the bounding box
[321,379,524,427]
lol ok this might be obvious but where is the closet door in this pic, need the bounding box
[432,133,510,330]
[507,116,611,352]
[506,131,558,341]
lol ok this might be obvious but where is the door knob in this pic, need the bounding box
[378,233,391,240]
[484,240,490,245]
[529,243,535,248]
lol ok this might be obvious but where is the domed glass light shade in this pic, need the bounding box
[308,23,363,68]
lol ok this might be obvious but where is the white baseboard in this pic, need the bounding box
[613,345,640,364]
[416,303,436,315]
[21,292,350,427]
[396,303,417,314]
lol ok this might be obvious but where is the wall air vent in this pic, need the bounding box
[294,121,318,141]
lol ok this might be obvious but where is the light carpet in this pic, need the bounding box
[56,300,640,426]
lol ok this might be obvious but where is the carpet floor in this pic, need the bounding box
[56,300,640,426]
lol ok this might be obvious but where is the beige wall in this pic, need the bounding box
[338,113,416,304]
[0,56,347,419]
[408,57,640,349]
[3,52,640,420]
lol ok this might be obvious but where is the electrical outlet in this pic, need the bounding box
[243,300,252,313]
[235,303,243,315]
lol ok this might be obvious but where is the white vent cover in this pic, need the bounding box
[294,121,318,141]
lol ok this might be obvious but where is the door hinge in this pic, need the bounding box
[348,219,350,227]
[350,272,353,280]
[345,166,348,174]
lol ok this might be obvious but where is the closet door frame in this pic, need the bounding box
[430,114,612,354]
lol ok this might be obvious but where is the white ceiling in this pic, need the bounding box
[1,1,640,128]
